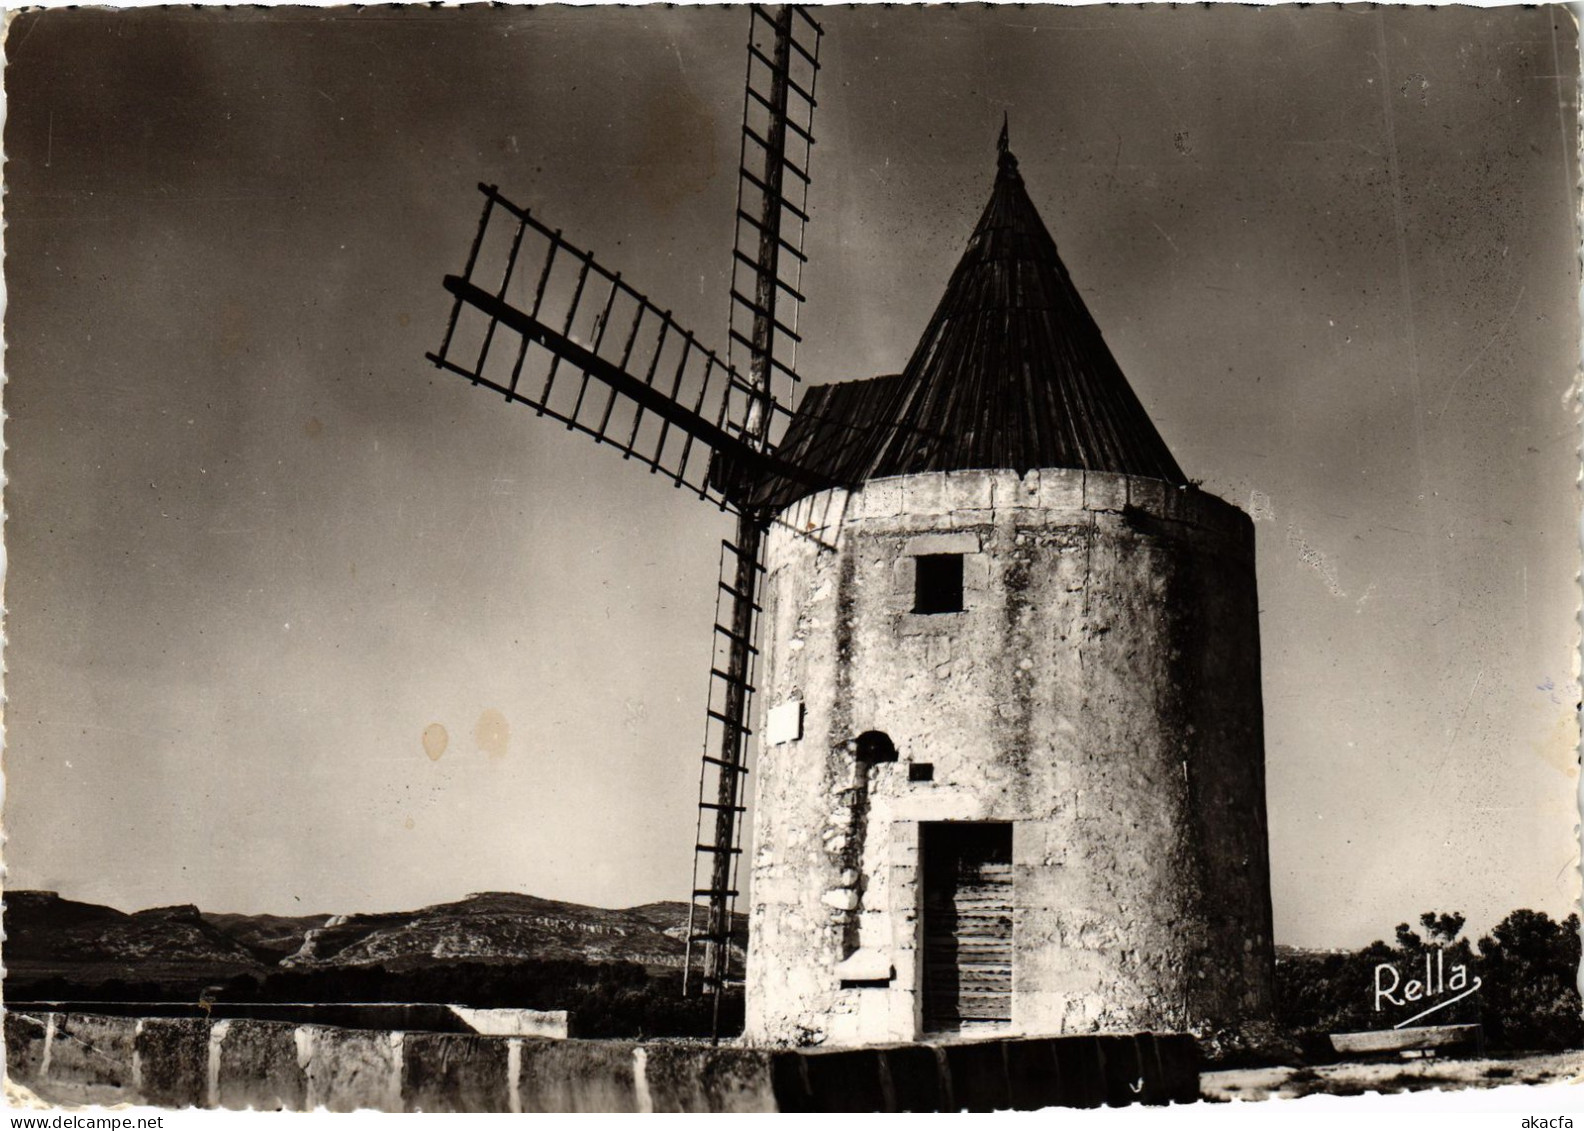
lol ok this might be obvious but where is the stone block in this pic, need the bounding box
[942,470,994,512]
[858,478,904,520]
[447,1006,570,1038]
[1038,468,1084,512]
[898,612,960,637]
[1059,983,1109,1028]
[824,1005,863,1048]
[216,1019,308,1110]
[1161,483,1193,522]
[854,992,909,1047]
[903,530,982,556]
[834,948,894,983]
[888,556,915,612]
[804,496,831,533]
[781,496,809,533]
[891,921,919,961]
[1050,1036,1106,1108]
[135,1017,210,1108]
[302,1027,402,1112]
[1130,1033,1168,1105]
[518,1039,639,1113]
[889,820,919,851]
[988,470,1030,510]
[1083,472,1127,513]
[898,787,986,823]
[1006,470,1042,510]
[4,1010,48,1088]
[881,1044,946,1112]
[642,1045,776,1113]
[46,1014,138,1102]
[823,488,856,528]
[962,552,993,593]
[940,1040,1011,1112]
[768,1050,815,1113]
[901,473,947,516]
[1095,1033,1145,1107]
[1011,822,1062,868]
[401,1032,511,1113]
[1126,477,1168,516]
[816,499,849,540]
[820,490,847,530]
[1004,1038,1062,1111]
[887,984,920,1033]
[1054,908,1123,950]
[795,1046,886,1113]
[1150,1033,1201,1104]
[789,489,836,535]
[821,888,859,911]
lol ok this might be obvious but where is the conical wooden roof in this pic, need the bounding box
[743,131,1186,510]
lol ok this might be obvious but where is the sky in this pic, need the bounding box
[4,4,1579,950]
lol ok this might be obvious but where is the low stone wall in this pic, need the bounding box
[4,1011,1198,1112]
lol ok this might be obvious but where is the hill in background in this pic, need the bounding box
[4,889,745,994]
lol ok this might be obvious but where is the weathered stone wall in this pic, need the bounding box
[744,468,1274,1047]
[2,1010,1198,1111]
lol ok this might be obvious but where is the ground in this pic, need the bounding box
[1201,1051,1584,1101]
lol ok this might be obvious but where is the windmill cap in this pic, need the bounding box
[732,136,1187,511]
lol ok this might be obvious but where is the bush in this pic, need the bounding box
[1477,910,1583,1051]
[1275,909,1582,1056]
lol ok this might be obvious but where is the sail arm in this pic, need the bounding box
[428,184,828,510]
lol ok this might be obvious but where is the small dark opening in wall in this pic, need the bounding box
[853,730,898,765]
[914,554,964,614]
[909,763,935,783]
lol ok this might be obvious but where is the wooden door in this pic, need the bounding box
[921,822,1013,1033]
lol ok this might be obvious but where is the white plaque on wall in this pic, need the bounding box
[766,699,804,746]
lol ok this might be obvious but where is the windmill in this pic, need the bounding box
[426,5,829,1032]
[429,5,1275,1051]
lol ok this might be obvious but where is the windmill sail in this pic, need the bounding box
[428,184,817,512]
[726,3,822,441]
[686,5,822,1021]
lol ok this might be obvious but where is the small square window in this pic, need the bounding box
[913,554,964,614]
[909,762,935,783]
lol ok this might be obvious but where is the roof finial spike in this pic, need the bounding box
[997,113,1019,176]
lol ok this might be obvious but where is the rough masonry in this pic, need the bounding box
[743,468,1274,1046]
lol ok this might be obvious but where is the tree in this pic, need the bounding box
[1476,910,1583,1051]
[1275,910,1480,1051]
[1396,912,1465,950]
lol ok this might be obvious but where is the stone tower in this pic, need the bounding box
[736,134,1275,1048]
